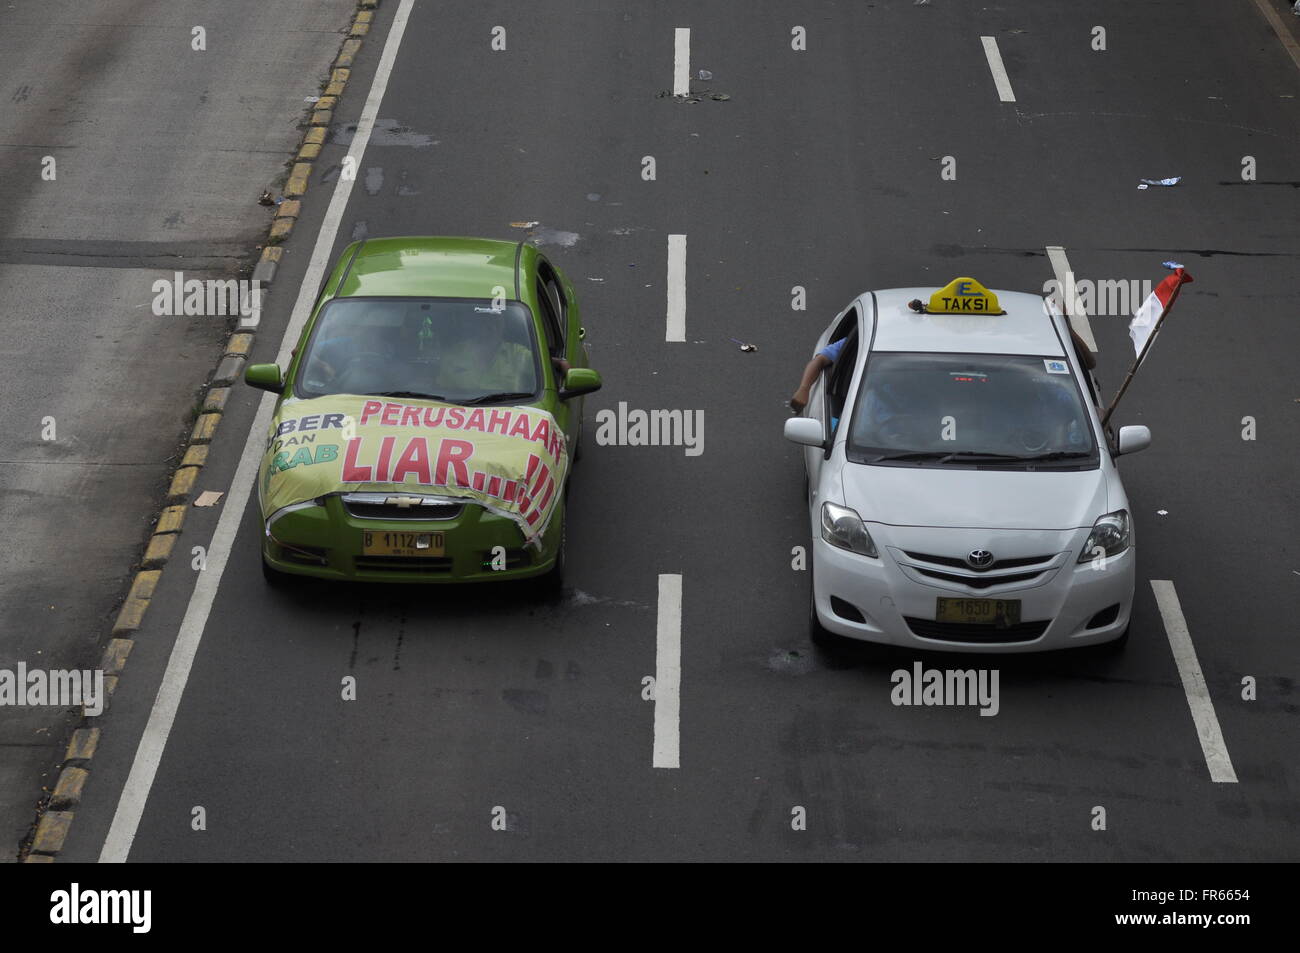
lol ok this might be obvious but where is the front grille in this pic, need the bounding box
[904,551,1055,572]
[904,617,1050,644]
[342,493,463,521]
[914,568,1045,589]
[354,556,454,573]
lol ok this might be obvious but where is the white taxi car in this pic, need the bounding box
[785,277,1150,653]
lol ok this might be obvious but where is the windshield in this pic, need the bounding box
[846,352,1097,467]
[294,297,540,403]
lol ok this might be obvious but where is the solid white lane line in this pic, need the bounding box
[980,36,1016,103]
[1045,245,1098,353]
[673,28,691,97]
[98,0,419,863]
[653,574,682,769]
[1150,580,1238,784]
[666,234,686,342]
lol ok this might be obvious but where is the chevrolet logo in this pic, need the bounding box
[385,495,425,509]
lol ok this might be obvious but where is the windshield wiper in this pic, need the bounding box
[460,391,534,405]
[871,450,955,462]
[1011,451,1093,462]
[872,450,1024,464]
[370,390,450,401]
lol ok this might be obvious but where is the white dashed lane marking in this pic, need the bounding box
[673,28,691,97]
[1151,580,1238,783]
[980,36,1016,103]
[653,574,682,769]
[1046,245,1098,353]
[666,234,686,342]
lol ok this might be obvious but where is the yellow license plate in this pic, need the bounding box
[362,531,445,557]
[935,597,1021,625]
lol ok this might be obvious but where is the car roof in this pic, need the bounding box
[867,287,1065,357]
[335,236,521,300]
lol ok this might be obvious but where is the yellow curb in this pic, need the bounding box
[335,39,361,69]
[351,21,370,37]
[360,0,379,8]
[168,465,198,501]
[31,812,74,854]
[127,569,161,603]
[181,444,209,468]
[324,81,345,97]
[269,218,295,242]
[275,199,301,219]
[316,96,338,111]
[100,638,133,676]
[285,163,312,196]
[111,570,161,635]
[111,601,147,637]
[303,127,327,146]
[227,333,254,357]
[142,532,177,568]
[310,108,333,127]
[66,728,100,762]
[23,853,54,863]
[330,67,351,85]
[50,767,89,810]
[298,143,322,160]
[260,246,283,265]
[355,10,374,25]
[190,412,220,445]
[103,675,119,698]
[203,387,230,412]
[156,504,187,534]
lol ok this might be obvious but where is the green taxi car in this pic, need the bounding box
[245,236,601,587]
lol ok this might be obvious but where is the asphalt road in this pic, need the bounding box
[54,0,1300,861]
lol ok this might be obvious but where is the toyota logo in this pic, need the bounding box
[966,550,994,569]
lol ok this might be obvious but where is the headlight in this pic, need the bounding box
[821,502,878,558]
[1078,509,1130,563]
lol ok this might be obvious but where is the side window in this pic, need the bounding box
[825,306,860,423]
[534,276,563,357]
[537,262,567,353]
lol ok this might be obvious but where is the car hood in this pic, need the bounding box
[259,394,568,544]
[836,459,1108,530]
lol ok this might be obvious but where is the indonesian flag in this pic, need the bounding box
[1129,267,1193,358]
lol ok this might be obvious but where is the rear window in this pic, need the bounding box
[847,352,1098,468]
[295,297,540,403]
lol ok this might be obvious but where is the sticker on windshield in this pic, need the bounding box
[1043,359,1069,374]
[473,306,504,313]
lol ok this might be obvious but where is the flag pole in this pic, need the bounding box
[1100,276,1188,430]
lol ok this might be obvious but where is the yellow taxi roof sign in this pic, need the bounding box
[927,277,1003,315]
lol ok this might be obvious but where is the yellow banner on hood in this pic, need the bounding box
[259,395,568,544]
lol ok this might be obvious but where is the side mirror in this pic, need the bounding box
[784,417,825,448]
[245,363,284,394]
[559,367,602,400]
[1115,425,1151,455]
